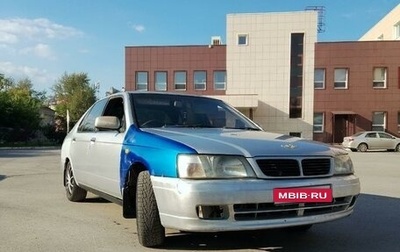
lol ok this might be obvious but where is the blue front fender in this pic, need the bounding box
[119,126,195,190]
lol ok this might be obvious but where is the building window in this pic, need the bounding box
[373,67,387,88]
[372,112,386,131]
[313,112,324,133]
[334,68,348,89]
[398,111,400,133]
[289,33,304,118]
[289,132,301,138]
[314,69,325,89]
[214,71,226,90]
[237,34,248,45]
[398,67,400,89]
[194,71,206,90]
[135,72,148,91]
[155,71,167,91]
[174,71,186,90]
[394,22,400,39]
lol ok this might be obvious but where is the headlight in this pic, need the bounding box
[177,154,256,179]
[334,154,354,175]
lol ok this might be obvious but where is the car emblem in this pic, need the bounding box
[281,143,297,149]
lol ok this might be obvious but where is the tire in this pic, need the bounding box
[357,143,368,152]
[64,162,87,202]
[395,144,400,152]
[136,170,165,247]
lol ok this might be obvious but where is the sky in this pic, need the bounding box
[1,0,399,98]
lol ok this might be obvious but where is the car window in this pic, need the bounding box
[131,93,259,130]
[77,99,107,132]
[102,97,126,132]
[378,132,392,139]
[365,133,377,138]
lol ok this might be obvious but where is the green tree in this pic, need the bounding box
[0,75,45,142]
[52,72,96,125]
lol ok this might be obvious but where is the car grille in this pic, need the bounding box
[256,158,331,177]
[233,196,356,221]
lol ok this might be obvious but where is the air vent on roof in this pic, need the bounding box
[211,36,222,46]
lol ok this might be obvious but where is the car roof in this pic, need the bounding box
[107,91,221,101]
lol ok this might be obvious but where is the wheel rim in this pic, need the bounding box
[359,144,367,152]
[65,165,75,195]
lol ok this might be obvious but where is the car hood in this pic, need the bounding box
[143,128,338,157]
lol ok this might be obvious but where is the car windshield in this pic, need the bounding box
[130,93,260,130]
[353,132,364,137]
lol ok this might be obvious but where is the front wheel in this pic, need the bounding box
[136,170,165,247]
[395,144,400,152]
[64,162,87,202]
[357,143,368,152]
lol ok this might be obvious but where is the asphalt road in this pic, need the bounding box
[0,148,399,252]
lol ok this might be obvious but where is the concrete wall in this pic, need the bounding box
[226,11,317,139]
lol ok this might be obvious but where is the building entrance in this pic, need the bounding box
[332,112,356,144]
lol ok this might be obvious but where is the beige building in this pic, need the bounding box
[220,11,318,139]
[359,4,400,41]
[125,11,318,140]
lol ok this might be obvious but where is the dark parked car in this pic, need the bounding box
[61,92,360,247]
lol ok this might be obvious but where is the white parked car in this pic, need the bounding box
[61,92,360,247]
[342,131,400,152]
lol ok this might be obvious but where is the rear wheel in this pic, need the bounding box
[64,162,87,202]
[395,144,400,152]
[357,143,368,152]
[136,170,165,247]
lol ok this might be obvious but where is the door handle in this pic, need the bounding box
[90,137,96,142]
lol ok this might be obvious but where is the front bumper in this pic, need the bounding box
[341,142,354,149]
[151,175,360,232]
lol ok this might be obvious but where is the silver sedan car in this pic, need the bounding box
[342,131,400,152]
[61,92,360,247]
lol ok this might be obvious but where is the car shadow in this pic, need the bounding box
[160,193,399,251]
[83,197,111,204]
[0,175,6,181]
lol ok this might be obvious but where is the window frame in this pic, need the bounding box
[334,68,348,89]
[314,68,325,89]
[373,67,387,89]
[313,112,324,133]
[237,34,248,46]
[372,111,386,131]
[193,70,207,90]
[174,71,187,91]
[213,70,226,90]
[155,71,167,91]
[135,71,148,91]
[394,22,400,40]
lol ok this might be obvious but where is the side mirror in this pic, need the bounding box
[95,116,120,130]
